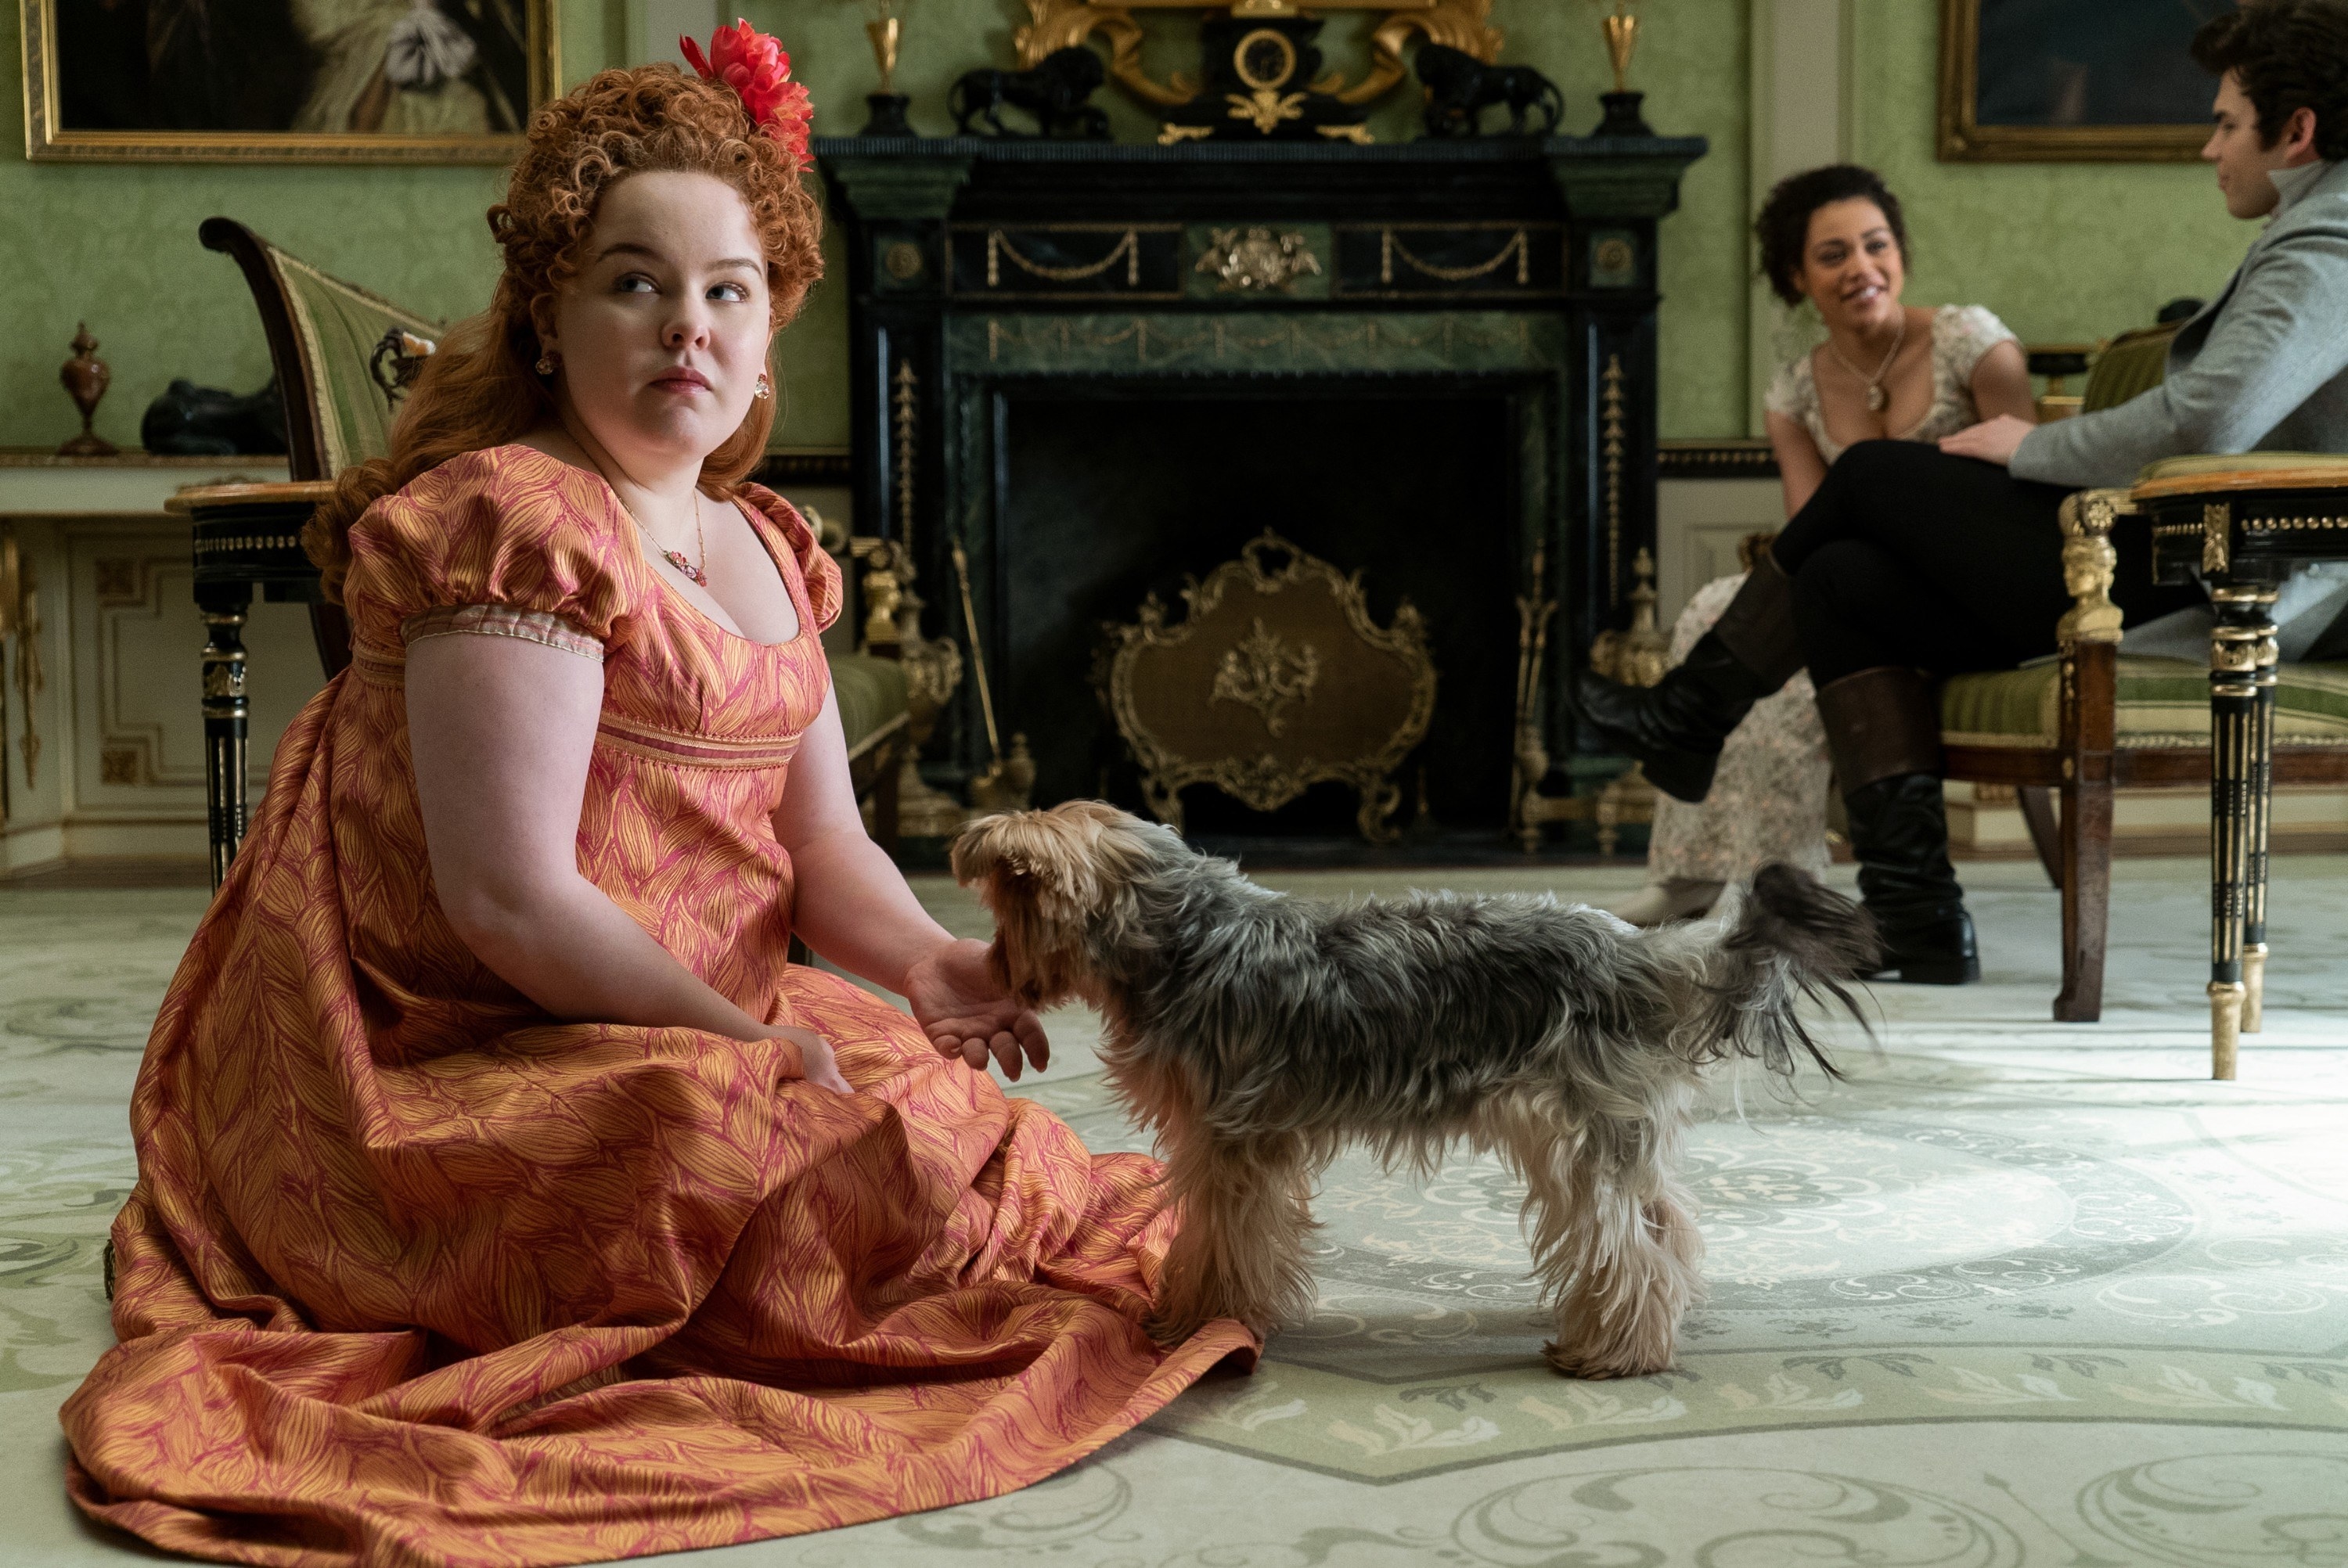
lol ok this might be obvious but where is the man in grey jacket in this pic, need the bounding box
[1575,0,2348,987]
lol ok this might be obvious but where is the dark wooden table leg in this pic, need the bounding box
[199,584,253,890]
[2206,586,2271,1079]
[2243,595,2280,1034]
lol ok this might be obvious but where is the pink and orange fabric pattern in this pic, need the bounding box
[59,445,1255,1566]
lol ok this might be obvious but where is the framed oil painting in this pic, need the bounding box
[20,0,558,163]
[1939,0,2233,162]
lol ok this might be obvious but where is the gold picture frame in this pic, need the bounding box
[1937,0,2213,164]
[20,0,559,164]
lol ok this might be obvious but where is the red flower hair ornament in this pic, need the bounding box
[682,20,813,167]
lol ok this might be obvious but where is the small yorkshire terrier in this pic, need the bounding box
[952,800,1875,1379]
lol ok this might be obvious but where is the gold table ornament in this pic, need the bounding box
[1588,0,1654,137]
[1101,530,1436,843]
[1597,0,1641,94]
[1017,0,1503,113]
[859,1,918,136]
[58,325,118,458]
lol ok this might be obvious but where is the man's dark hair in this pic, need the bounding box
[1753,165,1908,308]
[2193,0,2348,160]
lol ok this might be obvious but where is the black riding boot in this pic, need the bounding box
[1816,667,1980,986]
[1570,557,1803,803]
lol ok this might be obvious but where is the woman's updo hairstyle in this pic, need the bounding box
[305,64,824,603]
[1753,164,1907,307]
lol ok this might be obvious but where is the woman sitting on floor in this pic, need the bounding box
[61,35,1251,1566]
[1613,165,2035,933]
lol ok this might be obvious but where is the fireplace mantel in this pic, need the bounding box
[813,132,1704,807]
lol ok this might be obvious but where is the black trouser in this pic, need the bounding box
[1770,441,2202,689]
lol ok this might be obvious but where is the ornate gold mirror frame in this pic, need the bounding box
[1017,0,1502,110]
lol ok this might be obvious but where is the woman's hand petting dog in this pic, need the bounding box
[906,937,1052,1081]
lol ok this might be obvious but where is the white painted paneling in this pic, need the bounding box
[2,512,321,873]
[1655,476,1784,628]
[63,524,320,818]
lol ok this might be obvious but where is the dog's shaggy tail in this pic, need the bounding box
[1678,863,1879,1081]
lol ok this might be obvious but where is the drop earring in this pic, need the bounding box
[753,375,772,401]
[535,350,559,376]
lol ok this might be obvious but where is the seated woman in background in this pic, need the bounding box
[63,35,1249,1566]
[1611,164,2035,933]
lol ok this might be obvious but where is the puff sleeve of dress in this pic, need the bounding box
[1763,356,1813,426]
[1937,304,2019,390]
[340,445,647,664]
[735,481,844,638]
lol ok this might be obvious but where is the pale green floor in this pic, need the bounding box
[6,857,2348,1566]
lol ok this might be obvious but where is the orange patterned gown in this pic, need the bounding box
[61,445,1254,1568]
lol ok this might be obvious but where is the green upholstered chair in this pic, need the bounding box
[196,218,909,859]
[1940,326,2348,1035]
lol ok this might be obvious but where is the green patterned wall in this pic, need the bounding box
[0,1,2263,453]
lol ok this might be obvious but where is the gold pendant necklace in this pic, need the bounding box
[1827,315,1908,415]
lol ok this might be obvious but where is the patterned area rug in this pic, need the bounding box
[5,857,2346,1566]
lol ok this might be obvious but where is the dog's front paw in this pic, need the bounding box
[1542,1338,1676,1380]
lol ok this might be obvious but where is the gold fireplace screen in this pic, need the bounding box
[1017,0,1504,110]
[1099,530,1437,843]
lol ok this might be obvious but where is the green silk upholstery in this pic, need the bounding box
[829,651,909,758]
[1943,658,2348,747]
[2080,324,2177,414]
[2137,451,2348,481]
[265,248,443,473]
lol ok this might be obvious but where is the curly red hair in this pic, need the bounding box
[305,65,825,602]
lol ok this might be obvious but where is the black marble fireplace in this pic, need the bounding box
[815,134,1703,830]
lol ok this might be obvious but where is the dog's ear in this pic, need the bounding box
[952,810,1059,902]
[949,811,1014,890]
[954,800,1165,921]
